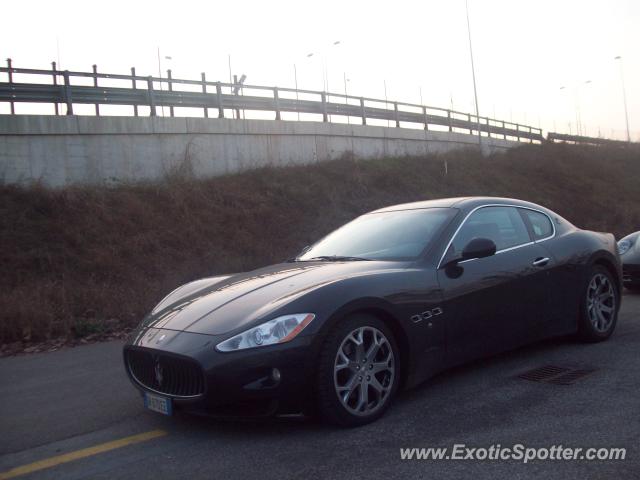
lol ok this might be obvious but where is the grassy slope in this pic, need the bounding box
[1,143,639,343]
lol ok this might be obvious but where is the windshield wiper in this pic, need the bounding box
[304,255,371,262]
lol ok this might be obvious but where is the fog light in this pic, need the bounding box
[271,368,281,383]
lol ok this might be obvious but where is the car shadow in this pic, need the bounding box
[161,334,579,437]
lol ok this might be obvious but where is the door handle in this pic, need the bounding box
[532,257,550,267]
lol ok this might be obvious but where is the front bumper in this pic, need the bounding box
[123,327,316,417]
[622,263,640,287]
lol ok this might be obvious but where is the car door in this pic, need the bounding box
[517,207,564,335]
[437,206,553,365]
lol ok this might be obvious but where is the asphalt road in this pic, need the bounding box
[1,293,639,480]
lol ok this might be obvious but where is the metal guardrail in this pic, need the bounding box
[0,59,544,142]
[547,132,632,147]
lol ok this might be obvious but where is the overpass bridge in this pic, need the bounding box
[0,60,594,187]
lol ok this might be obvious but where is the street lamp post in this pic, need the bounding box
[465,0,482,148]
[156,47,163,116]
[156,48,172,117]
[303,41,341,92]
[559,85,579,136]
[383,79,389,127]
[323,40,341,93]
[294,63,299,121]
[581,80,592,137]
[343,72,350,125]
[614,56,631,142]
[309,40,342,122]
[560,80,592,137]
[293,52,315,121]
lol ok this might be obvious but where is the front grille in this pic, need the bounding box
[125,348,205,397]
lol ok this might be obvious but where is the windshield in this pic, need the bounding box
[298,208,455,261]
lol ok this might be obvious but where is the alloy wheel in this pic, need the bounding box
[586,273,616,333]
[333,326,395,417]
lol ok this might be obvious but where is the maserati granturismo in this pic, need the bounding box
[124,197,621,426]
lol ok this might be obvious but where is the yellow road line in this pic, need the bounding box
[0,429,167,480]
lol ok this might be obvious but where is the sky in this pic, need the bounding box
[1,0,638,140]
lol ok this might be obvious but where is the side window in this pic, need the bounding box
[451,206,531,254]
[520,209,554,240]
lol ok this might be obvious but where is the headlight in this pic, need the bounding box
[617,239,633,255]
[216,313,315,352]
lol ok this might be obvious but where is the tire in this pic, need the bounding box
[577,265,620,342]
[316,314,400,427]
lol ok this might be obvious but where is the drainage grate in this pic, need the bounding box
[517,365,596,385]
[547,369,597,385]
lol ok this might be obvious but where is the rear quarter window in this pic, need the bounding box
[520,209,554,240]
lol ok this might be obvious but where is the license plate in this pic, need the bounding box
[144,392,172,416]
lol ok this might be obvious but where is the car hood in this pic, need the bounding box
[140,261,398,336]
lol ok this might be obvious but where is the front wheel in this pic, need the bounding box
[316,314,400,427]
[578,265,619,342]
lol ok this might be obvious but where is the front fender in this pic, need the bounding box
[283,267,443,390]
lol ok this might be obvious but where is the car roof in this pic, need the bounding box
[370,197,550,214]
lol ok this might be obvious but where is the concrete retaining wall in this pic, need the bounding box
[0,115,523,187]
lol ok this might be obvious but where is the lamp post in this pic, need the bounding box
[581,80,592,137]
[294,63,299,120]
[614,56,631,142]
[384,79,389,127]
[343,72,351,125]
[227,54,234,118]
[302,41,341,93]
[323,40,341,93]
[560,80,591,137]
[293,41,341,123]
[156,48,172,117]
[559,85,579,136]
[309,40,342,121]
[465,0,482,147]
[293,53,314,121]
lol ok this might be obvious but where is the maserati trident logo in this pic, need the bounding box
[154,359,164,387]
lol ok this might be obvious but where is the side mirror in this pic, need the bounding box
[461,237,497,261]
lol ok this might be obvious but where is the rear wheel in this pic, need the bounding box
[578,265,619,342]
[316,314,400,427]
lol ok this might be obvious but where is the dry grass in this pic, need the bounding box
[1,143,639,343]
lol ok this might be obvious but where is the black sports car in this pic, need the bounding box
[618,231,640,290]
[124,197,621,426]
